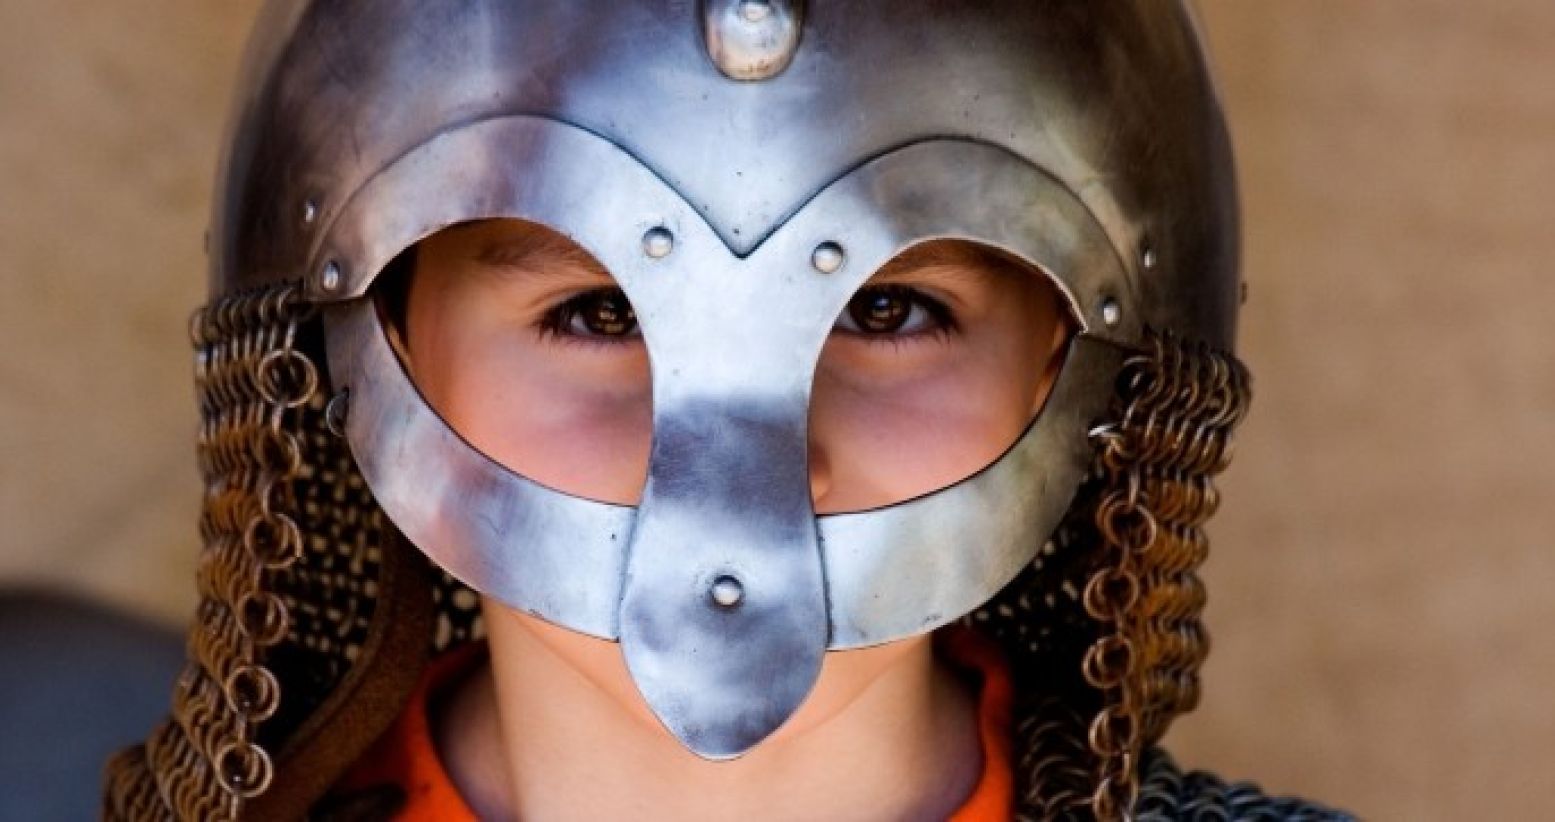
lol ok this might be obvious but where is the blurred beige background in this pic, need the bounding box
[2,2,1550,819]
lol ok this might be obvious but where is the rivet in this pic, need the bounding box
[320,261,342,292]
[318,261,340,293]
[1141,241,1158,271]
[710,575,745,608]
[1240,281,1250,305]
[811,241,845,274]
[703,0,805,81]
[1101,298,1122,328]
[302,199,319,226]
[738,0,772,22]
[642,227,675,259]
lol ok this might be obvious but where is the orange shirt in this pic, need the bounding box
[337,626,1014,820]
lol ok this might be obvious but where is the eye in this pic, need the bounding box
[544,288,640,339]
[834,285,950,336]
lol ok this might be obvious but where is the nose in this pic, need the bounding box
[809,441,833,510]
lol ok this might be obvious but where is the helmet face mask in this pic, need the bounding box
[109,2,1287,819]
[320,119,1138,757]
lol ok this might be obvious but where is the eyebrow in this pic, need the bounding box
[867,248,1033,297]
[472,235,614,284]
[870,260,1001,286]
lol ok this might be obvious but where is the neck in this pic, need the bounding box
[438,605,983,821]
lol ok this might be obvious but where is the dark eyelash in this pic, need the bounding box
[536,287,630,342]
[535,301,573,339]
[910,290,957,333]
[534,287,643,348]
[844,286,959,339]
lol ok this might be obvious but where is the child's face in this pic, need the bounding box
[398,218,1072,741]
[402,219,1072,515]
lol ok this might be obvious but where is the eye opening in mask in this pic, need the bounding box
[807,237,1079,515]
[369,219,656,507]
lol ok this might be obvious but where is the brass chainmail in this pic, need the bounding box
[108,288,1343,820]
[106,285,319,820]
[1081,331,1251,819]
[969,330,1257,821]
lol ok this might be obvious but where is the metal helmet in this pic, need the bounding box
[108,2,1342,820]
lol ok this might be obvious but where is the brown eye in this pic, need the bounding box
[547,288,639,339]
[846,286,913,333]
[835,285,951,337]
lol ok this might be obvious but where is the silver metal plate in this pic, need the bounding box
[323,116,1133,757]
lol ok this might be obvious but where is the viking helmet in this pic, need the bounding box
[109,2,1256,819]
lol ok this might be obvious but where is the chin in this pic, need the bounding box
[492,601,926,754]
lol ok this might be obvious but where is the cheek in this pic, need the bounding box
[409,297,653,505]
[811,345,1043,512]
[811,288,1065,513]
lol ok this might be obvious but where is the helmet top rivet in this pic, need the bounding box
[643,227,675,259]
[811,241,845,274]
[710,575,745,608]
[703,0,804,82]
[302,199,319,226]
[1140,241,1158,271]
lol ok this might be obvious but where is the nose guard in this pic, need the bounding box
[616,187,850,756]
[621,399,826,757]
[320,117,1139,758]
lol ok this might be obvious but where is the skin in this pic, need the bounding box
[398,219,1072,820]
